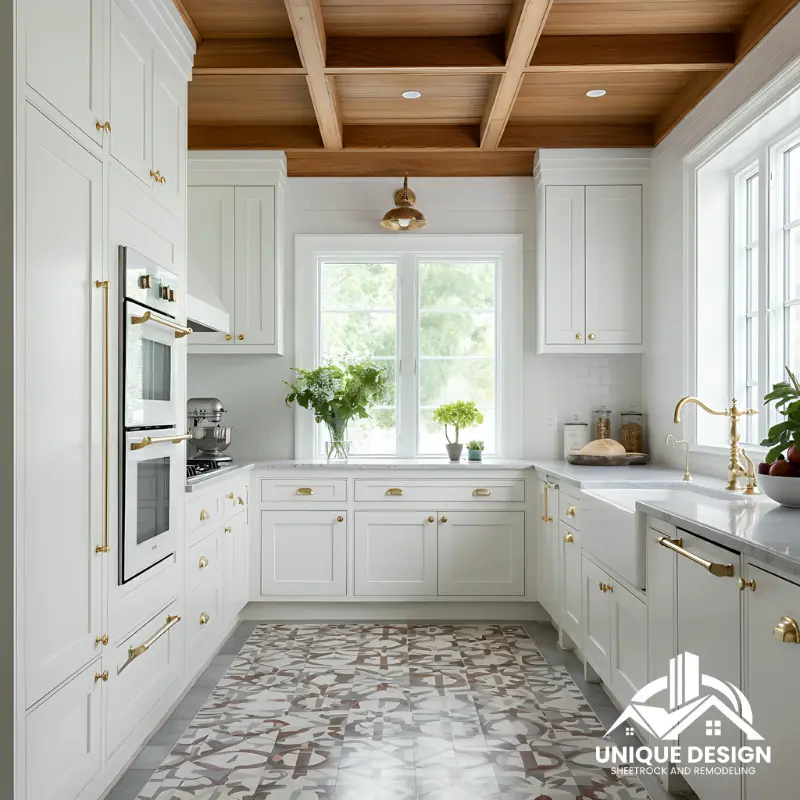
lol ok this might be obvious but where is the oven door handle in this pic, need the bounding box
[131,309,193,339]
[130,433,192,451]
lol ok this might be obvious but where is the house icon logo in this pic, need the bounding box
[607,652,763,742]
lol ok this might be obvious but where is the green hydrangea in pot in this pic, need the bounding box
[466,440,485,462]
[432,401,484,462]
[284,358,389,460]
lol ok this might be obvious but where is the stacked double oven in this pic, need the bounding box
[119,247,191,583]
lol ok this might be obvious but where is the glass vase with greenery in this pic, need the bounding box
[432,401,484,461]
[285,359,389,459]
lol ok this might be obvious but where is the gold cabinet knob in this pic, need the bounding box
[227,492,235,500]
[588,333,596,341]
[149,169,161,181]
[96,121,111,133]
[440,516,448,523]
[199,556,209,569]
[95,634,109,646]
[428,516,435,523]
[199,612,210,625]
[94,670,109,683]
[225,334,232,340]
[224,526,232,533]
[237,334,244,341]
[237,496,244,505]
[566,506,575,517]
[337,516,344,523]
[774,616,799,643]
[606,583,613,593]
[738,577,756,592]
[564,532,574,544]
[158,173,166,185]
[575,333,582,340]
[200,509,210,521]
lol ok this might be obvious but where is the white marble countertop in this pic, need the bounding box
[247,458,537,470]
[533,460,690,487]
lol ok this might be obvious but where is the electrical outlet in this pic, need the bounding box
[547,412,557,429]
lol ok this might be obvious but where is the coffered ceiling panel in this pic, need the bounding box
[337,74,494,124]
[511,70,700,124]
[319,0,513,37]
[543,0,760,35]
[180,0,294,38]
[189,75,316,125]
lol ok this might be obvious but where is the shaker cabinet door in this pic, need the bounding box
[152,52,186,219]
[559,521,582,646]
[582,556,611,681]
[22,106,104,708]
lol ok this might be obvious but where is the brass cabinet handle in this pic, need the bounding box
[96,121,111,133]
[95,634,109,646]
[158,173,166,185]
[200,509,211,521]
[199,556,209,569]
[225,526,232,534]
[575,333,582,340]
[599,581,604,591]
[566,506,576,517]
[125,615,181,667]
[149,169,161,181]
[541,484,553,523]
[774,616,800,643]
[337,516,344,523]
[657,536,734,578]
[385,488,404,496]
[130,309,193,338]
[227,492,235,499]
[473,488,492,497]
[588,333,596,341]
[94,279,111,555]
[440,516,448,523]
[199,612,210,625]
[237,496,244,505]
[225,334,232,340]
[428,516,435,523]
[94,670,109,683]
[738,577,756,592]
[599,582,613,593]
[564,532,574,544]
[605,583,613,593]
[238,334,244,341]
[296,487,314,496]
[131,432,192,451]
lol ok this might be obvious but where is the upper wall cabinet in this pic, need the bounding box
[535,150,648,354]
[188,153,287,355]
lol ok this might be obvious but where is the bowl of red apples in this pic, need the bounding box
[758,367,800,508]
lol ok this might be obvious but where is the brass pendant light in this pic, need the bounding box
[380,174,427,231]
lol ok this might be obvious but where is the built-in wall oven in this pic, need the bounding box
[119,247,191,583]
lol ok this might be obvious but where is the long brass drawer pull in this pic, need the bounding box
[385,488,404,496]
[541,484,553,523]
[658,536,734,578]
[200,612,210,625]
[774,616,800,643]
[131,433,192,451]
[473,488,492,497]
[296,487,314,496]
[125,615,182,666]
[199,556,209,569]
[131,309,193,338]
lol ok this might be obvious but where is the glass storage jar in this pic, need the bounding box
[620,408,644,453]
[595,405,612,440]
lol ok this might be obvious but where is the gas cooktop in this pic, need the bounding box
[186,459,239,484]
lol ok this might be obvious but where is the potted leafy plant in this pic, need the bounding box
[432,401,484,462]
[284,358,389,460]
[466,440,485,462]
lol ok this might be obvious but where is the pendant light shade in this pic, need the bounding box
[380,175,427,231]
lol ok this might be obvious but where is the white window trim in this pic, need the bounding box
[294,234,523,460]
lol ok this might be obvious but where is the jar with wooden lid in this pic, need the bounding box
[620,408,644,453]
[595,406,612,440]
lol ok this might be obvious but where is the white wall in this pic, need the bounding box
[188,177,642,460]
[646,6,800,478]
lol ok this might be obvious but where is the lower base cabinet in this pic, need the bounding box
[223,512,249,622]
[261,510,347,596]
[582,555,612,677]
[559,521,582,645]
[186,573,222,667]
[25,659,104,800]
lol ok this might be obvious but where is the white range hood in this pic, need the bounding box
[186,261,230,334]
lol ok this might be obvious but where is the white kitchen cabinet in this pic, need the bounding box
[559,521,582,646]
[537,479,559,617]
[24,0,105,146]
[543,185,585,345]
[744,564,800,799]
[676,531,742,800]
[22,105,104,708]
[25,659,104,800]
[152,52,186,218]
[646,519,677,684]
[585,185,642,346]
[261,510,347,596]
[110,0,152,186]
[355,511,437,596]
[582,555,612,681]
[437,511,524,596]
[223,512,250,623]
[609,579,646,707]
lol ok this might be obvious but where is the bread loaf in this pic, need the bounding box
[580,438,626,456]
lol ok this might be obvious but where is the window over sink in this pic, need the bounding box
[296,235,522,459]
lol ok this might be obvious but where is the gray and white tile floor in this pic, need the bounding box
[107,621,687,800]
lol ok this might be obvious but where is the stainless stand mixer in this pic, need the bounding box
[187,397,233,461]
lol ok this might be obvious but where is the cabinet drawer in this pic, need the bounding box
[261,478,347,503]
[224,478,249,520]
[106,602,182,756]
[186,574,222,667]
[354,479,524,503]
[559,491,580,529]
[187,528,221,591]
[187,491,223,537]
[26,659,103,800]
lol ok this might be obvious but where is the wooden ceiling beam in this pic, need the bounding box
[528,34,736,73]
[188,124,324,150]
[344,125,480,150]
[283,0,343,149]
[193,40,304,74]
[501,123,653,149]
[480,0,554,150]
[737,0,800,60]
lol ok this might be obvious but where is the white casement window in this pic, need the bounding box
[295,235,523,459]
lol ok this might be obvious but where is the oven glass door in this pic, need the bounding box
[122,431,182,583]
[124,301,178,428]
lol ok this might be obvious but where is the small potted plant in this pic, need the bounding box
[432,401,484,462]
[466,440,485,462]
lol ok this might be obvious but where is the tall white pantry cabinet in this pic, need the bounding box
[14,1,195,799]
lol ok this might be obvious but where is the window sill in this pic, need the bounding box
[690,443,768,460]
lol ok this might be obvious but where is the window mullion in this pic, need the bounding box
[756,148,769,442]
[397,255,417,457]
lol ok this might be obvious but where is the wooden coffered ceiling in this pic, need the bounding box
[177,0,800,176]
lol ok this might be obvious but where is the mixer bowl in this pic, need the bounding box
[190,425,233,455]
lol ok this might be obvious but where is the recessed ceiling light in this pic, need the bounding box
[586,89,607,98]
[402,90,422,99]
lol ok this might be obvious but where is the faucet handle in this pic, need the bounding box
[741,449,762,496]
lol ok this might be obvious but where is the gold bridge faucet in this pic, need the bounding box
[673,397,759,492]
